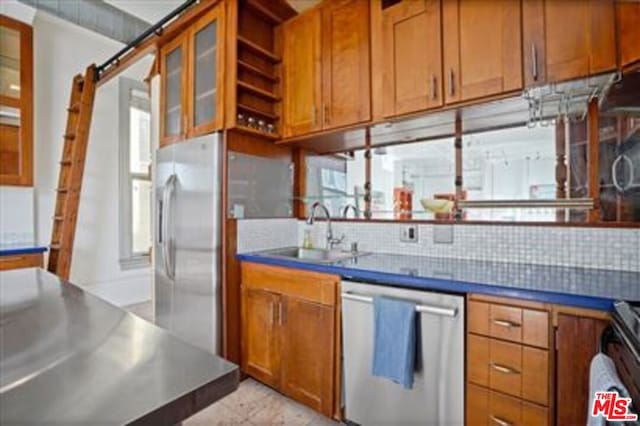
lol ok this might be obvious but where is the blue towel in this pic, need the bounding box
[371,295,417,389]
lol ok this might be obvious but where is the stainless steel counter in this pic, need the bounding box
[0,268,239,425]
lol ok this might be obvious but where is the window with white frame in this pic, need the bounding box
[119,78,152,269]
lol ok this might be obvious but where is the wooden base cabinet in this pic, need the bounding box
[241,288,281,387]
[466,295,552,426]
[555,311,609,426]
[0,253,43,271]
[467,384,549,426]
[280,298,335,415]
[240,262,340,418]
[467,295,613,426]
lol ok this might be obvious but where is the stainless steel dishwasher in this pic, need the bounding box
[341,280,464,425]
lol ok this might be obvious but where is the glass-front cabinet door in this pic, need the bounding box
[160,34,188,147]
[188,6,223,137]
[160,5,223,146]
[0,16,33,186]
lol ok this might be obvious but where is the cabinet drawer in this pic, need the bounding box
[467,384,549,426]
[467,335,549,406]
[0,253,43,271]
[242,262,339,306]
[468,300,549,348]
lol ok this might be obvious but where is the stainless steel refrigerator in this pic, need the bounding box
[154,134,221,354]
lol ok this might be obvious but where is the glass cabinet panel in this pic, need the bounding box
[0,26,20,99]
[0,106,21,175]
[193,20,217,127]
[164,44,183,137]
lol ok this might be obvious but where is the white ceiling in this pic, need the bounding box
[105,0,183,23]
[106,1,320,23]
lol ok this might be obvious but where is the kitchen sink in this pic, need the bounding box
[260,247,369,264]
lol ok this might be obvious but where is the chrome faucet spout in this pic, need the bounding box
[342,203,359,218]
[306,202,343,250]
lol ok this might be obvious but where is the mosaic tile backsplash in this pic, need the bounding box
[236,219,640,272]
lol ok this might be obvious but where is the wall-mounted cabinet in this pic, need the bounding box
[616,0,640,71]
[160,6,224,147]
[381,0,442,117]
[282,0,371,138]
[281,9,322,137]
[321,0,371,130]
[443,0,522,104]
[523,0,617,87]
[0,16,33,186]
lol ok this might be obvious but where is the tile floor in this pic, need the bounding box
[125,302,338,426]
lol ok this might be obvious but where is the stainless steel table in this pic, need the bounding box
[0,268,239,425]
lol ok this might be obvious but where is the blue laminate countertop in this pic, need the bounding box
[0,243,48,256]
[237,250,640,311]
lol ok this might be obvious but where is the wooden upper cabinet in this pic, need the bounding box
[282,9,322,138]
[160,5,223,147]
[0,16,33,186]
[280,297,335,417]
[443,0,522,104]
[241,287,281,388]
[321,0,371,129]
[616,0,640,70]
[523,0,617,86]
[382,0,442,117]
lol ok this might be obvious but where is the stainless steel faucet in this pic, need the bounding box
[342,203,359,218]
[306,201,344,250]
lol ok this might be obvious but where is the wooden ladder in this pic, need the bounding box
[47,65,98,280]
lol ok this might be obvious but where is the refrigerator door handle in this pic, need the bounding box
[162,174,177,280]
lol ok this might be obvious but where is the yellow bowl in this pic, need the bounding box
[420,198,454,213]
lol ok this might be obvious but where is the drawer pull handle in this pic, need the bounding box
[491,415,513,426]
[490,363,520,375]
[492,319,521,328]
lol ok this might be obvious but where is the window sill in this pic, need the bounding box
[119,255,151,271]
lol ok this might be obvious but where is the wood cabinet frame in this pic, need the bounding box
[0,15,33,186]
[159,4,225,147]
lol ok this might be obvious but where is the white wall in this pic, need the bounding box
[32,12,152,305]
[0,2,36,246]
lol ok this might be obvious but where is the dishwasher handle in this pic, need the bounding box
[341,291,458,318]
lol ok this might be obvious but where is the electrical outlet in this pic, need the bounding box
[400,225,418,243]
[433,225,454,244]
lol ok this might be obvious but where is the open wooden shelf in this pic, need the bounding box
[237,103,279,120]
[238,36,281,63]
[244,0,284,24]
[235,125,280,140]
[237,80,281,101]
[238,60,279,82]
